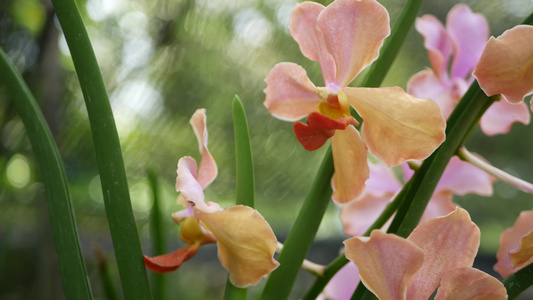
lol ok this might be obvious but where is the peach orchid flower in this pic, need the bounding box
[264,0,446,204]
[407,4,530,136]
[143,109,279,288]
[340,157,493,237]
[495,210,533,278]
[344,207,507,300]
[474,25,533,113]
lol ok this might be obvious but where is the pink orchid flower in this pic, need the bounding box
[343,207,507,300]
[143,109,279,288]
[264,0,446,204]
[495,210,533,278]
[340,157,493,237]
[474,25,533,113]
[407,4,530,136]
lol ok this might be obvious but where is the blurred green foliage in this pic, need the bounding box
[1,0,532,299]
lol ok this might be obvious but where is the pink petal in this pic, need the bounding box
[330,125,370,204]
[446,4,489,79]
[340,192,392,236]
[419,192,456,223]
[190,109,218,189]
[289,2,336,84]
[175,157,220,213]
[344,230,425,300]
[317,0,390,87]
[479,100,531,136]
[322,262,360,300]
[406,207,480,300]
[197,205,279,287]
[495,210,533,278]
[345,87,446,166]
[473,25,533,104]
[415,14,452,80]
[365,161,403,196]
[407,69,461,119]
[264,62,321,121]
[434,267,507,300]
[436,156,494,196]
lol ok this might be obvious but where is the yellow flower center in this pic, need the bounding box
[317,87,351,120]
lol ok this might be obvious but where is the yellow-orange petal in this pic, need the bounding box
[495,210,533,278]
[434,267,507,300]
[509,228,533,270]
[473,25,533,104]
[197,205,279,287]
[406,207,480,300]
[330,125,369,204]
[344,230,424,300]
[345,86,446,166]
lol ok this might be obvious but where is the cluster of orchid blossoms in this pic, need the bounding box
[143,0,533,298]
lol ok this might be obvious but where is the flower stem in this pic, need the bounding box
[276,242,326,276]
[504,263,533,299]
[50,0,151,298]
[0,47,92,300]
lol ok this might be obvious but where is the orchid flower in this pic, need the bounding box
[143,109,279,288]
[264,0,446,204]
[495,210,533,278]
[340,157,493,237]
[407,4,530,136]
[474,25,533,113]
[343,207,507,300]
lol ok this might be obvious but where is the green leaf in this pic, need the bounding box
[49,0,152,298]
[504,263,533,300]
[0,47,92,300]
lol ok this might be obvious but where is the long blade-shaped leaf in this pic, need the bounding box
[0,47,92,300]
[50,0,152,298]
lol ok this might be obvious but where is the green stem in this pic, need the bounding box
[50,0,152,298]
[504,263,533,300]
[0,47,92,300]
[147,169,166,300]
[223,96,255,299]
[260,148,334,300]
[360,0,424,87]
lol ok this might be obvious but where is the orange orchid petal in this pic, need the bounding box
[344,230,425,300]
[473,25,533,103]
[434,267,507,300]
[509,229,533,270]
[293,112,349,151]
[189,109,218,189]
[197,205,279,287]
[143,243,200,274]
[330,125,369,204]
[406,207,480,300]
[345,86,446,166]
[317,0,390,87]
[264,62,321,121]
[495,210,533,278]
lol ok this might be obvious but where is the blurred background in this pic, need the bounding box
[1,0,532,298]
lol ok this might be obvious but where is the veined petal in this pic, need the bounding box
[340,192,392,236]
[345,87,446,166]
[495,210,533,278]
[407,69,460,119]
[509,229,533,270]
[317,0,390,87]
[143,243,200,274]
[322,262,360,300]
[406,207,480,300]
[344,230,425,300]
[175,157,220,213]
[479,100,531,136]
[289,2,336,84]
[190,109,218,189]
[473,25,533,104]
[446,4,489,79]
[415,14,452,80]
[434,267,507,300]
[436,156,493,196]
[330,126,369,204]
[197,205,279,287]
[264,63,321,121]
